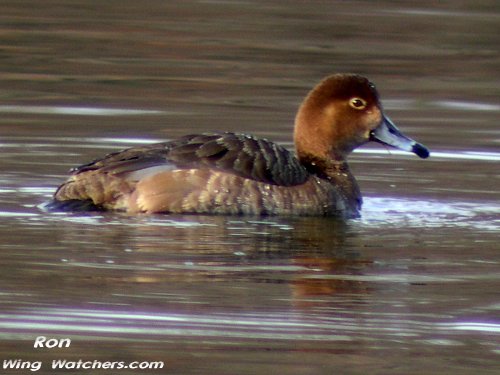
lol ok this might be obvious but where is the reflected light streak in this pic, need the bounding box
[355,149,500,161]
[0,105,164,116]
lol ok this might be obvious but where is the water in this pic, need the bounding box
[0,1,499,374]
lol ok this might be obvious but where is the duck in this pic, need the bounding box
[50,73,429,217]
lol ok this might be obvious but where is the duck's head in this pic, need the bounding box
[294,74,429,162]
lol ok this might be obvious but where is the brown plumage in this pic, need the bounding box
[51,74,429,217]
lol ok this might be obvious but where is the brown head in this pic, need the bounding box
[294,74,429,163]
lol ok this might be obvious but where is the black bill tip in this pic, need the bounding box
[412,143,430,159]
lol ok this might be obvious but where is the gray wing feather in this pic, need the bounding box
[71,132,309,186]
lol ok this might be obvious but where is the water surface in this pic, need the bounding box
[0,1,499,374]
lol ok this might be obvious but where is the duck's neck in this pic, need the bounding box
[297,152,343,175]
[297,153,352,184]
[298,152,362,210]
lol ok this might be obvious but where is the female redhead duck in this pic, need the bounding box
[51,74,429,217]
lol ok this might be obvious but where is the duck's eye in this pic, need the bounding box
[349,97,367,110]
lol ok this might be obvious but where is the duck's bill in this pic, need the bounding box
[370,115,429,159]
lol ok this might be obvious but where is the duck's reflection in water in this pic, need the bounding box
[33,214,373,312]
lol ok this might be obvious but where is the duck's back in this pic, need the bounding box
[52,132,355,216]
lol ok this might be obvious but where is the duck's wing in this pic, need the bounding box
[70,132,309,187]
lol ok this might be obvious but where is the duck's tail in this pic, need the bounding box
[41,199,104,212]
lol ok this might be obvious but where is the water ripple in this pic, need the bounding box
[0,307,497,347]
[362,197,500,231]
